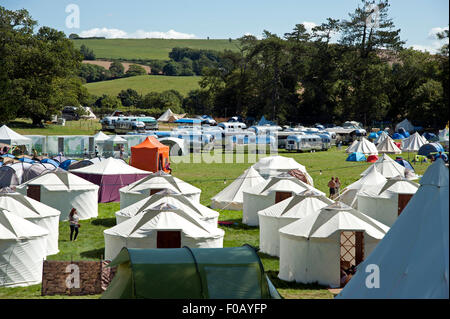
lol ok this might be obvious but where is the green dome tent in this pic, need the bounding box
[102,245,281,299]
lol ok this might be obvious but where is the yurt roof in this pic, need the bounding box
[0,208,49,240]
[345,165,387,191]
[252,156,307,172]
[359,177,419,198]
[0,192,60,218]
[70,157,149,175]
[279,202,389,239]
[245,174,323,196]
[121,171,200,194]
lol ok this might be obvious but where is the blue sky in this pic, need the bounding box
[3,0,449,52]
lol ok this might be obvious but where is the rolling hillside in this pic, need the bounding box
[84,75,201,97]
[73,38,240,60]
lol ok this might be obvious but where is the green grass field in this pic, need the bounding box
[0,148,431,299]
[72,39,241,61]
[84,75,201,97]
[8,119,102,136]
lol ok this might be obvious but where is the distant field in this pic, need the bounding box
[82,60,151,74]
[73,39,241,60]
[84,75,201,97]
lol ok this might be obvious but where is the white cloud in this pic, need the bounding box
[411,41,443,54]
[79,27,196,39]
[428,26,449,39]
[302,21,317,33]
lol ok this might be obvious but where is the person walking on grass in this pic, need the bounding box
[69,208,80,242]
[328,177,336,199]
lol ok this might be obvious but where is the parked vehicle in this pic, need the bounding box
[286,134,323,152]
[114,118,145,134]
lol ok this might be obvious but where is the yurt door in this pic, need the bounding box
[398,194,414,216]
[275,192,292,203]
[27,185,41,202]
[157,231,181,248]
[150,188,164,195]
[340,231,365,268]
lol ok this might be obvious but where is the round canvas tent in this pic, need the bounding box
[119,171,201,208]
[15,168,99,220]
[357,177,419,227]
[243,174,324,226]
[337,165,387,208]
[258,190,334,257]
[345,138,378,155]
[104,203,225,260]
[360,153,406,179]
[376,136,402,154]
[211,166,265,211]
[337,159,448,299]
[101,246,281,299]
[71,158,149,203]
[0,208,48,287]
[402,132,427,152]
[252,156,313,185]
[278,202,389,288]
[0,192,60,255]
[130,136,170,173]
[116,189,218,226]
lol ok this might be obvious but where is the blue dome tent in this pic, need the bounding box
[392,133,405,140]
[346,152,366,162]
[40,158,60,168]
[418,143,445,157]
[395,157,415,172]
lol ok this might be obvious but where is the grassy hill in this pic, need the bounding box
[73,39,240,60]
[84,75,201,97]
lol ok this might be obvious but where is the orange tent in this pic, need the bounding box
[130,137,170,173]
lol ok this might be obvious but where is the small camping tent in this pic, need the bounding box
[417,142,445,157]
[346,152,366,162]
[337,159,448,298]
[211,166,265,210]
[119,171,201,208]
[71,158,149,203]
[0,208,48,287]
[278,202,389,288]
[258,190,334,257]
[15,168,99,220]
[104,203,225,260]
[101,246,281,299]
[130,136,170,173]
[395,119,415,133]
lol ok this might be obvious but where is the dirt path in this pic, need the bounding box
[82,60,151,74]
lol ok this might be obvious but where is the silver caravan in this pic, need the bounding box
[286,134,323,152]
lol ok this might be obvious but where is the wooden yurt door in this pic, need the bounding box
[150,188,164,195]
[27,185,41,202]
[398,194,414,216]
[157,231,181,248]
[340,231,365,268]
[275,191,292,203]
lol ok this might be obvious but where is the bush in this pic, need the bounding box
[125,64,147,77]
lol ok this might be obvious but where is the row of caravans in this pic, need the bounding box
[285,134,331,152]
[100,116,158,133]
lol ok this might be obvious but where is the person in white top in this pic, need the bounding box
[69,208,80,241]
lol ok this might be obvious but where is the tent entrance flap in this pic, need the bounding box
[157,231,181,248]
[27,185,41,202]
[275,191,292,203]
[398,194,414,216]
[340,231,364,271]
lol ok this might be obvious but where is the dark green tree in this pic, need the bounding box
[109,61,125,78]
[118,89,141,107]
[125,64,147,77]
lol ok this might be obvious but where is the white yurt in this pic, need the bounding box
[395,118,415,133]
[0,208,48,287]
[278,202,389,288]
[376,136,402,154]
[104,203,225,260]
[360,153,405,179]
[119,171,201,209]
[15,168,99,221]
[357,177,420,227]
[337,165,387,208]
[374,131,389,145]
[252,156,313,185]
[346,138,378,155]
[242,174,324,226]
[0,192,60,255]
[211,166,265,210]
[258,190,334,257]
[115,189,219,226]
[338,159,448,298]
[402,132,427,152]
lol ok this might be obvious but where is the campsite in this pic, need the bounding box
[0,0,449,302]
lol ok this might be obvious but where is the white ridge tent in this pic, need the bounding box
[0,208,48,287]
[242,174,324,226]
[0,125,32,151]
[376,136,402,154]
[402,132,427,152]
[0,192,60,255]
[395,118,415,133]
[278,202,389,288]
[346,137,378,155]
[252,156,313,185]
[337,159,449,299]
[15,168,99,221]
[104,202,225,260]
[157,109,186,122]
[357,177,420,227]
[211,166,265,211]
[116,189,219,226]
[119,171,201,209]
[360,153,405,179]
[258,190,334,257]
[337,165,387,208]
[374,131,389,145]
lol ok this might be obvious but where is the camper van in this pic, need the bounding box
[286,134,323,152]
[100,116,120,131]
[114,118,146,134]
[218,122,247,132]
